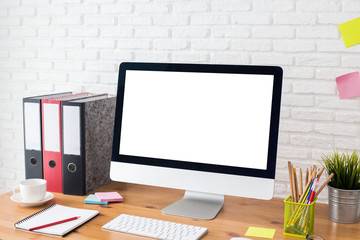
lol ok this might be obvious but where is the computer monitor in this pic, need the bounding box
[111,62,283,220]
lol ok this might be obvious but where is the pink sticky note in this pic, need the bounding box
[95,192,123,202]
[335,72,360,99]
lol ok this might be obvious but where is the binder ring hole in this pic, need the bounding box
[30,157,37,166]
[67,163,77,173]
[49,160,56,168]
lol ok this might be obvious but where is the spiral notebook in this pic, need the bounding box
[14,204,99,237]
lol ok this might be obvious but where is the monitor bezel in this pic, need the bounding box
[112,62,282,179]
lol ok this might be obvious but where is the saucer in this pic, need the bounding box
[11,192,54,207]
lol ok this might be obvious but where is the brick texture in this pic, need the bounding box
[0,0,359,204]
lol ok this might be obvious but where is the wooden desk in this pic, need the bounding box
[0,181,359,239]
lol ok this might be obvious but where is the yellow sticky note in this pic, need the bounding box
[245,226,276,239]
[339,17,360,48]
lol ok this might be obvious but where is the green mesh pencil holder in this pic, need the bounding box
[283,195,316,238]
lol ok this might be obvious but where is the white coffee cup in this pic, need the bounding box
[12,179,47,202]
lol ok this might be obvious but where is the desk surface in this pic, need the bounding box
[0,181,359,240]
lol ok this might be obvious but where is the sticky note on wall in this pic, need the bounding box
[336,72,360,99]
[339,17,360,47]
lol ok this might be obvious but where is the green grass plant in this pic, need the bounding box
[321,150,360,190]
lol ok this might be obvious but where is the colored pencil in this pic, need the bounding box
[29,216,79,231]
[314,173,334,199]
[318,167,325,179]
[293,167,299,202]
[305,168,309,185]
[299,168,303,196]
[298,171,316,203]
[288,161,295,202]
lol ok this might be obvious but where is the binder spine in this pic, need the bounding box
[42,100,63,193]
[23,99,43,179]
[62,102,86,195]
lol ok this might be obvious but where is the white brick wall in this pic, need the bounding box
[1,0,360,204]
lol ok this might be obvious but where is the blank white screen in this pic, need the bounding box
[120,70,274,170]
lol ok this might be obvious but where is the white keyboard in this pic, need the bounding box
[102,214,208,240]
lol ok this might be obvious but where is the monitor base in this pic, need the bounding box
[161,190,224,220]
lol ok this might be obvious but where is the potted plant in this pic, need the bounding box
[321,150,360,223]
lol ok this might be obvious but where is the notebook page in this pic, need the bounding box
[15,204,99,236]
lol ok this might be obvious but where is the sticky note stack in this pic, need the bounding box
[95,192,124,202]
[245,226,276,239]
[84,192,123,205]
[84,194,108,205]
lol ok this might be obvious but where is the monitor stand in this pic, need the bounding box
[161,190,224,220]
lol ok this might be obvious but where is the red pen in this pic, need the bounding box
[29,216,80,231]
